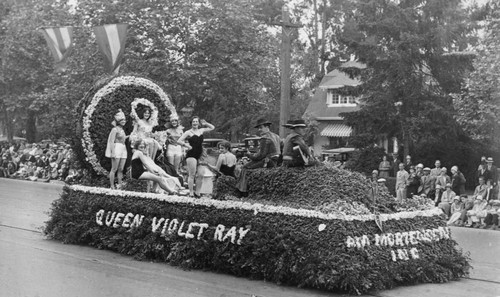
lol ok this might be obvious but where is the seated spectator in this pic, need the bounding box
[0,153,9,178]
[482,200,500,230]
[418,167,435,198]
[438,183,455,217]
[434,167,450,205]
[29,144,43,156]
[65,163,83,184]
[465,196,488,227]
[58,159,70,181]
[131,139,184,195]
[447,196,465,226]
[474,176,488,200]
[215,141,237,177]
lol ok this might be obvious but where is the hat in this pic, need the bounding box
[416,163,424,168]
[289,119,307,128]
[423,167,431,171]
[281,120,293,129]
[486,157,494,163]
[377,178,386,183]
[491,200,500,206]
[372,169,379,174]
[282,119,293,128]
[445,183,451,188]
[253,118,272,128]
[453,196,460,201]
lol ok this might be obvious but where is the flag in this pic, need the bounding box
[39,26,74,72]
[93,24,128,74]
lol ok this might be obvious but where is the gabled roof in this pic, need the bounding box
[304,61,364,120]
[319,61,365,89]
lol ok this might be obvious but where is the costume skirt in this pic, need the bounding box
[113,143,128,159]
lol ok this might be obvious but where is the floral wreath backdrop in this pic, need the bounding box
[80,76,177,175]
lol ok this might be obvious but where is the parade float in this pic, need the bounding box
[44,75,470,295]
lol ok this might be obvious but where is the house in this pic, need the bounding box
[304,61,396,157]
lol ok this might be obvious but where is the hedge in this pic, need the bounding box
[44,186,470,295]
[213,164,420,215]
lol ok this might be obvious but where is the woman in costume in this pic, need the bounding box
[105,109,128,189]
[165,114,184,172]
[130,101,161,159]
[215,141,237,177]
[130,139,183,195]
[177,116,215,197]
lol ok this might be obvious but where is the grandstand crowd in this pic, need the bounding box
[0,141,82,183]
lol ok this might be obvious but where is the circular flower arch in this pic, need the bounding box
[80,75,178,175]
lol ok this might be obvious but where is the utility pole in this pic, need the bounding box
[274,6,301,138]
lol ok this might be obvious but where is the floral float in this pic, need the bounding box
[45,166,470,295]
[49,76,470,295]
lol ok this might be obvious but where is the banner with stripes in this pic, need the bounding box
[93,24,128,74]
[39,26,74,72]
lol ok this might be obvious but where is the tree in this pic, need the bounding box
[454,0,500,150]
[338,0,476,158]
[0,0,73,142]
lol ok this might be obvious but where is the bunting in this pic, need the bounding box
[93,24,128,74]
[39,26,74,72]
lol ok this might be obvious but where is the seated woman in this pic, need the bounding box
[215,141,237,177]
[131,139,183,195]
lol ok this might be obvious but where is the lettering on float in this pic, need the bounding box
[345,227,452,262]
[95,209,250,245]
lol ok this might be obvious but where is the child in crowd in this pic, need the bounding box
[438,183,455,217]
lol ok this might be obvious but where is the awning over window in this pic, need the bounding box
[320,123,352,137]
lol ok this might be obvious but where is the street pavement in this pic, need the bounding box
[0,178,499,297]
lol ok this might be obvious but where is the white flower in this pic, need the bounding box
[70,185,444,222]
[81,76,177,175]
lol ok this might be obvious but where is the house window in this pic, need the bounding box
[327,91,357,106]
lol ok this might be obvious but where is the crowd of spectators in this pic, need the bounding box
[0,141,82,183]
[372,153,500,230]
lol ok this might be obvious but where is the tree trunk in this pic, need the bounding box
[26,110,37,143]
[3,108,14,142]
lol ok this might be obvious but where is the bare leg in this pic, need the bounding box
[186,157,197,196]
[139,172,176,193]
[173,154,182,173]
[109,158,119,189]
[117,158,126,185]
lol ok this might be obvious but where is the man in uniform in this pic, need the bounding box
[282,119,313,167]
